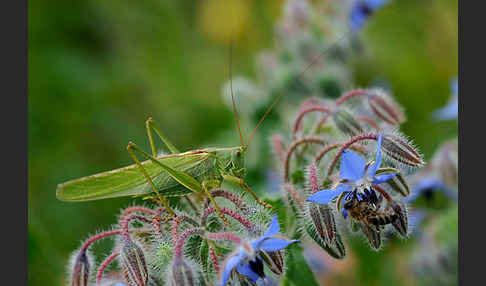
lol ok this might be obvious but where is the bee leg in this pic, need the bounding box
[203,180,231,226]
[365,218,381,232]
[127,142,176,217]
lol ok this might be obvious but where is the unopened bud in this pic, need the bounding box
[382,134,424,167]
[332,108,364,136]
[120,239,149,286]
[261,250,284,275]
[388,201,408,238]
[382,171,410,197]
[319,205,337,245]
[359,222,382,250]
[334,234,346,258]
[171,258,195,286]
[367,89,405,125]
[70,250,92,286]
[306,204,345,259]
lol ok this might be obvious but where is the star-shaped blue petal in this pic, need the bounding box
[306,184,352,204]
[218,215,299,285]
[350,0,387,31]
[341,150,367,181]
[368,134,383,177]
[306,134,397,207]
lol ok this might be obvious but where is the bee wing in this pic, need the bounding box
[56,152,211,202]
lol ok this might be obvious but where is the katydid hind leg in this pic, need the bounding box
[126,141,176,217]
[127,141,203,193]
[145,117,180,155]
[127,141,213,217]
[143,121,203,214]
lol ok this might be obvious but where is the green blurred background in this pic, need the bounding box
[28,0,457,285]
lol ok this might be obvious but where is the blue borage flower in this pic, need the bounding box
[406,177,457,203]
[306,135,398,217]
[433,78,458,120]
[349,0,387,31]
[218,215,299,286]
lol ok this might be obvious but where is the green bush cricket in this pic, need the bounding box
[56,45,273,226]
[56,34,347,225]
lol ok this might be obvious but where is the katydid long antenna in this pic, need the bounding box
[228,33,245,148]
[244,32,351,150]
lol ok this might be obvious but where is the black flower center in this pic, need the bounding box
[358,3,374,17]
[249,256,265,279]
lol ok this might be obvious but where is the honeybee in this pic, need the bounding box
[343,190,398,232]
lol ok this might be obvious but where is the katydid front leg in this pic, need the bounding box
[202,180,231,226]
[223,175,274,209]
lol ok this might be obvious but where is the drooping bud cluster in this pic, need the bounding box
[268,90,423,253]
[65,187,301,285]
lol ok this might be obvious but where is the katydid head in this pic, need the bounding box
[230,146,246,179]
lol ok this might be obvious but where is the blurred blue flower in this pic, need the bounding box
[306,134,397,205]
[406,177,457,203]
[303,245,330,276]
[350,0,387,31]
[265,169,283,193]
[407,209,427,235]
[433,78,458,120]
[219,215,299,286]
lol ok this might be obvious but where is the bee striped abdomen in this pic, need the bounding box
[369,212,398,225]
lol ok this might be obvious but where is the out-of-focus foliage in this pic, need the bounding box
[28,0,457,285]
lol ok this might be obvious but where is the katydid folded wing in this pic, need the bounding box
[56,152,214,202]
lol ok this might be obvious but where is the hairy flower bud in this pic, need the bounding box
[120,239,149,286]
[382,134,424,167]
[171,258,195,286]
[309,204,337,245]
[388,201,408,237]
[261,250,284,275]
[70,250,92,286]
[360,222,382,250]
[367,89,405,125]
[332,108,364,136]
[382,171,410,197]
[306,204,345,259]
